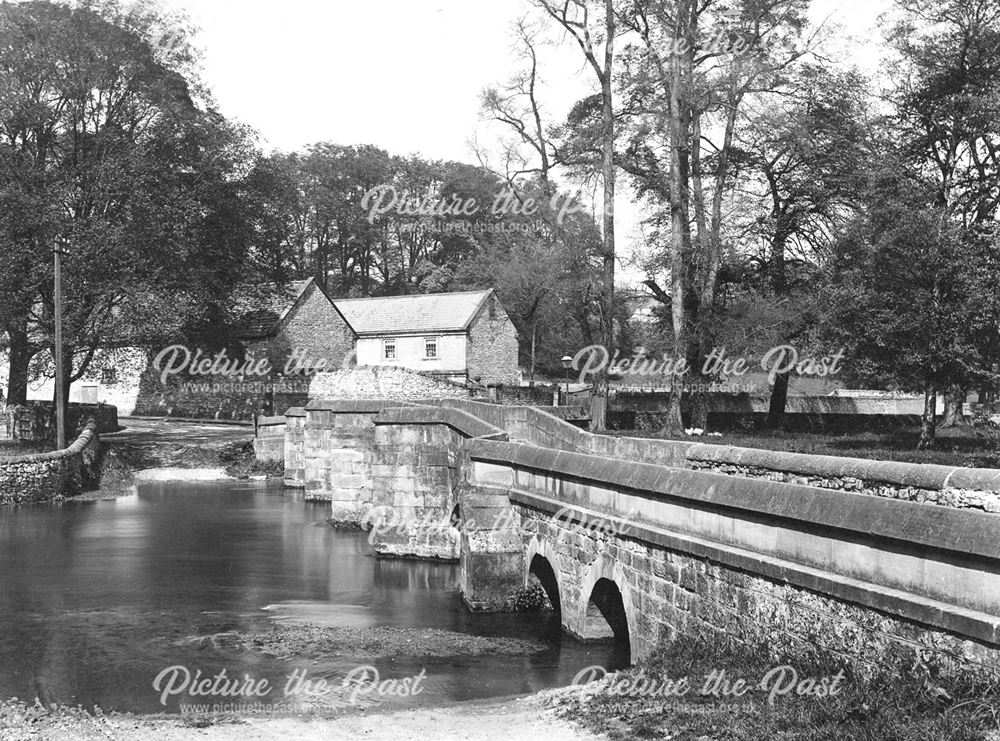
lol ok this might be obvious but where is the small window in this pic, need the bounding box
[383,339,396,360]
[424,337,438,359]
[101,368,117,384]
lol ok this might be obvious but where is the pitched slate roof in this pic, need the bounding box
[233,279,314,339]
[333,290,493,336]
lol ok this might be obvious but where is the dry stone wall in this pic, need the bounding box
[309,367,471,402]
[0,419,101,504]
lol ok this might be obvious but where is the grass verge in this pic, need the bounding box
[552,630,1000,740]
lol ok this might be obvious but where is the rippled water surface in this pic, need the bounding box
[0,481,627,713]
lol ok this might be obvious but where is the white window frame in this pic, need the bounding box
[383,338,397,360]
[424,336,438,360]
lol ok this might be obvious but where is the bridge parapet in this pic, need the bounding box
[467,438,1000,667]
[686,443,1000,511]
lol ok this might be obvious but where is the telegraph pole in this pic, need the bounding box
[54,246,66,450]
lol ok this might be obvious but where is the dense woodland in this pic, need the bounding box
[2,0,1000,447]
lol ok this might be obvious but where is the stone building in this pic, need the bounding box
[134,278,357,419]
[333,289,519,386]
[236,277,357,374]
[4,283,519,420]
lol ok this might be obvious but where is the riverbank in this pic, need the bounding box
[74,418,273,500]
[545,632,1000,741]
[0,693,602,740]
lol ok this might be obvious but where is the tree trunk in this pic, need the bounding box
[661,0,694,436]
[690,391,709,430]
[529,320,537,383]
[917,386,937,450]
[589,394,607,432]
[591,0,616,434]
[5,322,33,406]
[664,382,684,434]
[766,371,791,430]
[940,384,966,427]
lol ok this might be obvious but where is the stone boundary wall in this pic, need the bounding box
[309,366,472,401]
[0,418,102,504]
[6,402,118,441]
[468,440,1000,666]
[253,415,286,464]
[134,369,307,421]
[614,391,927,417]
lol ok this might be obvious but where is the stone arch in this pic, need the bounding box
[578,555,635,662]
[526,536,563,614]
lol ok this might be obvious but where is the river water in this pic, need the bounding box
[0,481,627,715]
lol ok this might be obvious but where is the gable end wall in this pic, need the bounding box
[466,295,518,385]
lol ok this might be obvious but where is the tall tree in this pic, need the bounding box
[887,0,1000,429]
[0,0,256,407]
[618,0,812,430]
[534,0,617,429]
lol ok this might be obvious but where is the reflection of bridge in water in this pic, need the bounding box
[257,398,1000,671]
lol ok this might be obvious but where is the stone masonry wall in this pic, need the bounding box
[367,421,465,560]
[465,296,519,386]
[302,402,404,512]
[253,416,285,464]
[310,366,471,401]
[0,419,101,504]
[516,504,1000,673]
[134,369,310,421]
[284,408,306,487]
[256,279,356,373]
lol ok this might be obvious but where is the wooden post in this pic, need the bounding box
[54,247,66,450]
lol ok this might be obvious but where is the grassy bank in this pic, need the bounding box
[550,631,1000,740]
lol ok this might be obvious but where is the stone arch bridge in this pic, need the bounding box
[255,398,1000,671]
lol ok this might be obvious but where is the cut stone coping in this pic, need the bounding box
[468,439,1000,563]
[284,407,307,418]
[686,442,1000,493]
[375,406,508,440]
[256,415,287,427]
[0,418,98,463]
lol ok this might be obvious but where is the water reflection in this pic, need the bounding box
[0,481,627,713]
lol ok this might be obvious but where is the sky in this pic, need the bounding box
[173,0,893,159]
[160,0,896,284]
[188,0,566,160]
